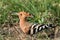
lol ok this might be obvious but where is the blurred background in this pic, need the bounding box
[0,0,60,40]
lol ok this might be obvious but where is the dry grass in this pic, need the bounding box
[0,23,60,40]
[0,0,60,40]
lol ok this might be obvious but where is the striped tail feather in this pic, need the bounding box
[28,23,56,35]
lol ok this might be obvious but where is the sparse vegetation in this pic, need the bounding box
[0,0,60,40]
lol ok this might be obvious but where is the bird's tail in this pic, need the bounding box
[28,23,56,35]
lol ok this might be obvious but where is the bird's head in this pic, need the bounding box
[17,11,33,19]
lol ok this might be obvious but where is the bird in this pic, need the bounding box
[17,11,58,39]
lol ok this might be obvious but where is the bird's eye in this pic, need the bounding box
[20,14,22,16]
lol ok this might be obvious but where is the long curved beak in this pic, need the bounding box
[11,12,18,16]
[15,13,18,15]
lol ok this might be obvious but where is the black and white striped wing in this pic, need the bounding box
[28,23,56,35]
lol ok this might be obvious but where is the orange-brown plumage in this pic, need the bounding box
[17,11,59,39]
[17,11,33,34]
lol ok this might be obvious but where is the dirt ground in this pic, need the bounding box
[0,24,60,40]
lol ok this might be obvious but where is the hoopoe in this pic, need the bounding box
[17,11,58,38]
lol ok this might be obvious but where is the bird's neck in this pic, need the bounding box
[20,18,27,26]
